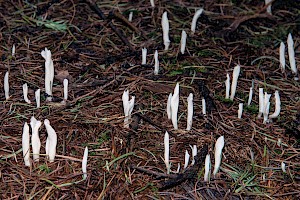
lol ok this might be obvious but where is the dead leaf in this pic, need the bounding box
[55,70,71,83]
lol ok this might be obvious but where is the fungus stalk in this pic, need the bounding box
[82,147,88,180]
[12,44,16,56]
[4,71,9,100]
[184,150,190,169]
[164,131,170,174]
[186,93,193,131]
[154,50,159,75]
[44,119,57,162]
[35,89,41,108]
[269,90,281,119]
[265,0,272,14]
[128,12,133,22]
[150,0,155,7]
[190,145,197,165]
[281,162,286,173]
[122,90,135,128]
[263,93,271,124]
[279,42,285,73]
[213,136,225,176]
[41,48,54,101]
[23,83,31,103]
[63,79,68,101]
[258,88,264,118]
[30,116,42,162]
[161,12,170,50]
[167,93,172,119]
[238,103,243,119]
[202,98,206,116]
[180,30,187,54]
[287,33,298,79]
[225,73,230,99]
[204,154,211,182]
[22,122,30,166]
[170,83,179,130]
[230,65,241,100]
[191,8,204,34]
[142,48,147,65]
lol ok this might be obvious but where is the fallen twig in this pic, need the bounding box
[85,0,134,51]
[111,10,148,40]
[158,144,208,189]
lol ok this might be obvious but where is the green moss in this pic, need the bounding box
[173,35,181,43]
[216,95,234,104]
[98,130,111,146]
[182,62,207,72]
[197,49,221,57]
[167,69,183,76]
[38,164,52,173]
[274,149,282,155]
[245,105,258,114]
[246,25,292,48]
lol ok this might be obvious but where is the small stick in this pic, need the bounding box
[158,145,208,189]
[111,10,148,40]
[85,0,134,51]
[135,113,176,138]
[130,165,177,179]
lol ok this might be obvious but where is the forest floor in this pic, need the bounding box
[0,0,299,199]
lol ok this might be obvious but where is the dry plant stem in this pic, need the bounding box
[112,10,148,40]
[226,13,274,33]
[85,0,134,51]
[135,113,176,138]
[159,145,208,189]
[130,165,177,179]
[247,87,253,105]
